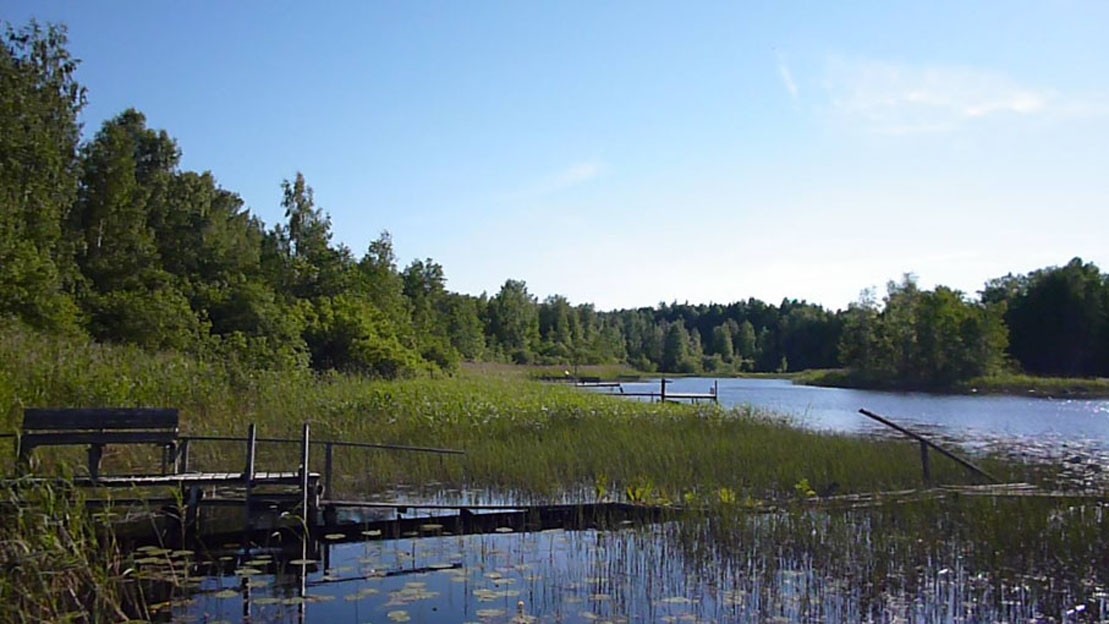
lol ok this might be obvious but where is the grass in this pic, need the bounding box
[0,323,1025,502]
[0,480,136,621]
[795,367,1109,398]
[964,372,1109,398]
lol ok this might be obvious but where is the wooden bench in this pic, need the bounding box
[17,408,180,480]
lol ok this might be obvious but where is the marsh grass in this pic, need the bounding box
[0,479,132,621]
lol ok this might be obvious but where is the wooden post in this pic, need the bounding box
[660,378,667,403]
[324,442,334,498]
[920,440,932,485]
[713,379,719,404]
[300,422,311,527]
[858,409,999,483]
[178,438,190,473]
[185,484,202,537]
[244,424,257,528]
[88,443,104,481]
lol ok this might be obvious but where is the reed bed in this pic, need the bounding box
[0,323,1021,502]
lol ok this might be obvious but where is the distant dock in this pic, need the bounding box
[575,377,719,404]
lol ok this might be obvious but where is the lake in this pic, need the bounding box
[607,377,1109,465]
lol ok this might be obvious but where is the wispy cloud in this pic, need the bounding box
[776,51,799,103]
[547,160,605,190]
[501,159,607,201]
[825,57,1061,134]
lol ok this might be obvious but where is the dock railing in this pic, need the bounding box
[858,408,999,485]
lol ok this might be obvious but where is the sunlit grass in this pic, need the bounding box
[1,322,1021,502]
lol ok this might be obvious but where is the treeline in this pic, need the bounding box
[4,22,1109,385]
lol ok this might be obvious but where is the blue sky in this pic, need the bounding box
[5,1,1108,311]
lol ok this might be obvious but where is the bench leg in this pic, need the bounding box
[88,444,103,481]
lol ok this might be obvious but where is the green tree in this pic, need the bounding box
[486,279,539,362]
[661,322,697,373]
[402,258,458,369]
[709,324,735,362]
[733,320,757,369]
[0,21,84,330]
[1001,258,1107,377]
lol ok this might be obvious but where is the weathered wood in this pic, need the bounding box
[300,423,311,521]
[324,442,334,498]
[244,424,257,531]
[920,440,932,485]
[20,431,178,448]
[858,409,999,483]
[18,408,180,479]
[181,434,464,456]
[22,408,178,431]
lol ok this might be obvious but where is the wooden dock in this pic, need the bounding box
[582,377,719,404]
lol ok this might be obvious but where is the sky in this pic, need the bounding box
[5,1,1108,311]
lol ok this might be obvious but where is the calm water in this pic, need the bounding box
[610,377,1109,462]
[177,502,1108,624]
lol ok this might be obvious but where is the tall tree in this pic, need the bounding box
[0,21,84,329]
[1001,258,1107,376]
[486,279,539,362]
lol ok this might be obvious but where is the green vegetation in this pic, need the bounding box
[0,482,134,621]
[2,323,1025,500]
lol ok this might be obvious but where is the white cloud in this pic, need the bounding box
[776,51,799,102]
[549,161,604,189]
[500,159,607,201]
[825,57,1059,134]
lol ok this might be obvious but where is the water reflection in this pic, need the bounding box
[174,498,1109,623]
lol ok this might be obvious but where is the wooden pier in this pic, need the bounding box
[580,377,719,404]
[2,408,465,543]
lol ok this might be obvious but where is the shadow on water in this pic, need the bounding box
[125,496,1109,623]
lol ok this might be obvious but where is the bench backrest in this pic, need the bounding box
[18,408,180,476]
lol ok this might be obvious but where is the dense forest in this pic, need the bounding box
[3,22,1109,386]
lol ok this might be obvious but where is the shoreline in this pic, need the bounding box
[793,369,1109,400]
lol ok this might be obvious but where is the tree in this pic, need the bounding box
[486,279,539,362]
[1002,258,1107,377]
[709,324,735,362]
[661,322,698,373]
[273,172,353,300]
[73,109,175,292]
[0,21,84,329]
[733,320,757,369]
[402,258,458,369]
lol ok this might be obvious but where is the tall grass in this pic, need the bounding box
[0,480,135,621]
[0,322,1022,501]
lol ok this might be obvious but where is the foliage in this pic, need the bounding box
[0,20,84,332]
[0,481,136,621]
[984,258,1109,377]
[837,276,1009,388]
[0,18,1107,385]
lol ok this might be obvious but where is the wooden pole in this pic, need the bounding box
[300,422,311,527]
[920,440,932,485]
[660,378,667,403]
[858,409,998,483]
[324,442,334,498]
[179,438,190,473]
[244,423,257,530]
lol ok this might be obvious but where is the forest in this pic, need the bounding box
[4,21,1109,388]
